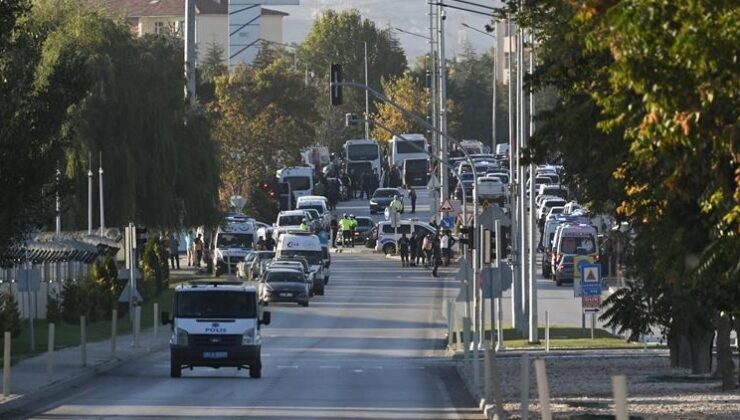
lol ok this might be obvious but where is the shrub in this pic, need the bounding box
[141,236,169,298]
[46,291,62,324]
[0,290,22,338]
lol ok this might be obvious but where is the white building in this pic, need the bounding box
[96,0,296,66]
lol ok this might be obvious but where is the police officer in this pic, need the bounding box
[349,214,358,248]
[299,218,309,231]
[339,213,352,247]
[390,195,404,214]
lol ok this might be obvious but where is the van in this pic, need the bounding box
[162,281,270,378]
[275,233,325,295]
[276,166,314,201]
[402,158,430,186]
[295,197,329,228]
[552,224,598,286]
[213,215,256,276]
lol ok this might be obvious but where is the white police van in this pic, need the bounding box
[162,281,271,378]
[213,214,256,276]
[374,219,437,255]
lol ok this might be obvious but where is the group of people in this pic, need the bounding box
[254,234,276,251]
[329,213,358,248]
[396,230,456,277]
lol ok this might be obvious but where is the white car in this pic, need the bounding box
[474,177,507,203]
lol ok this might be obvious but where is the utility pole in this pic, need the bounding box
[87,153,93,235]
[364,41,370,139]
[55,169,61,238]
[508,17,521,330]
[491,25,497,153]
[518,19,529,335]
[429,2,439,222]
[98,152,105,236]
[184,0,196,101]
[528,28,538,343]
[438,3,449,203]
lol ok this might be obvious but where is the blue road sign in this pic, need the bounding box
[580,264,602,296]
[441,216,455,229]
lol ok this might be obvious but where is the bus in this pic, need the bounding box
[343,139,382,179]
[390,134,429,168]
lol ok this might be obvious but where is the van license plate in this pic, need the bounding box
[203,351,227,359]
[280,292,293,297]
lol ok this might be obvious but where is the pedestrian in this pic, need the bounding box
[185,231,193,266]
[194,234,204,267]
[168,233,180,270]
[255,236,266,251]
[330,217,339,248]
[264,234,276,251]
[408,187,417,213]
[398,232,410,267]
[409,231,419,267]
[441,230,456,266]
[339,213,352,248]
[432,235,442,277]
[299,218,309,231]
[422,234,433,268]
[349,214,358,247]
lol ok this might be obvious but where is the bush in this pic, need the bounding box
[0,290,22,338]
[141,236,169,299]
[60,281,82,324]
[59,257,120,324]
[46,291,62,324]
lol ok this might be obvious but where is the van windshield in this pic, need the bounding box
[278,215,304,226]
[298,204,324,214]
[347,144,379,161]
[216,233,253,249]
[279,250,322,265]
[559,235,596,254]
[175,291,256,318]
[284,176,310,191]
[396,140,426,154]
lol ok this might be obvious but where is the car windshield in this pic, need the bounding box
[258,252,275,260]
[298,204,324,213]
[175,291,256,318]
[396,140,426,154]
[373,189,396,198]
[279,250,322,265]
[347,144,379,161]
[266,271,306,283]
[356,218,373,227]
[278,215,304,226]
[543,188,568,199]
[216,233,253,249]
[460,173,475,182]
[284,176,311,191]
[559,235,596,254]
[404,159,428,171]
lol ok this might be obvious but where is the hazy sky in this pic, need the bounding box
[270,0,498,62]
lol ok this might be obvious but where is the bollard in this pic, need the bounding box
[484,347,492,403]
[534,359,552,420]
[521,353,530,419]
[495,297,505,352]
[462,317,472,372]
[80,316,87,367]
[3,332,10,398]
[153,302,159,342]
[446,300,454,350]
[488,347,506,420]
[545,311,550,353]
[111,309,117,358]
[47,323,55,383]
[612,375,629,420]
[134,306,141,348]
[591,312,595,340]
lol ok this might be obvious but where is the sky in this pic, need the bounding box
[269,0,499,62]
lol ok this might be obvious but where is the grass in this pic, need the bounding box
[452,326,642,349]
[3,289,173,365]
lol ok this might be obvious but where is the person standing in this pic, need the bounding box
[431,235,442,277]
[264,233,276,251]
[330,217,339,248]
[349,215,358,248]
[299,218,309,231]
[390,195,404,215]
[422,234,432,268]
[339,214,352,248]
[441,230,456,266]
[409,231,419,267]
[398,232,410,267]
[194,234,204,267]
[408,188,417,213]
[168,233,180,270]
[185,231,193,267]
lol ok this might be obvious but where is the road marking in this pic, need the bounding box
[353,369,364,373]
[319,365,341,369]
[276,365,299,369]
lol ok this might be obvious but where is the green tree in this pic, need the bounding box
[197,40,227,103]
[371,74,430,145]
[298,9,407,151]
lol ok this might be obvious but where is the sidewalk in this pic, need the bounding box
[0,325,169,414]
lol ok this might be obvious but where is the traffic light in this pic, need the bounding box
[330,63,343,106]
[459,225,475,250]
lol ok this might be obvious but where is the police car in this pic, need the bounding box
[374,219,437,255]
[162,281,270,378]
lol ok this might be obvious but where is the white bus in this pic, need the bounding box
[390,134,429,168]
[343,139,382,179]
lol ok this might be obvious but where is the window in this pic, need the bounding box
[396,140,427,154]
[382,224,411,234]
[154,21,164,34]
[175,291,256,318]
[347,144,379,161]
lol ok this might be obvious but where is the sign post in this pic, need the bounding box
[580,264,602,338]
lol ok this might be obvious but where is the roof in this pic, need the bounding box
[262,7,289,17]
[177,281,256,292]
[92,0,229,18]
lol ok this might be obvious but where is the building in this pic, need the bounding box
[95,0,296,66]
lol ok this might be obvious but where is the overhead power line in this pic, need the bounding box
[427,2,495,17]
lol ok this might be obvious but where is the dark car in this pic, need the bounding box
[258,268,310,307]
[454,173,475,200]
[369,188,403,214]
[352,216,375,244]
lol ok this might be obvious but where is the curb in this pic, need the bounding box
[0,340,168,416]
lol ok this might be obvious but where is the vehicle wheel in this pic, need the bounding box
[250,358,262,379]
[170,358,181,378]
[300,300,309,307]
[382,243,396,255]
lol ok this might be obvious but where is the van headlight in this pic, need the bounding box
[171,327,188,346]
[242,328,256,345]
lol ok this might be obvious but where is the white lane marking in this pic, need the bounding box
[353,369,364,373]
[276,365,299,369]
[319,365,341,369]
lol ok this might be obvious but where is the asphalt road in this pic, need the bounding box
[22,190,482,420]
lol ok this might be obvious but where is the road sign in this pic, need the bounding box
[426,175,440,190]
[117,283,143,304]
[581,295,601,311]
[478,204,511,229]
[441,216,455,229]
[117,268,142,281]
[573,255,596,297]
[439,199,457,213]
[455,263,473,302]
[480,265,513,299]
[481,199,490,211]
[581,264,602,297]
[456,213,474,226]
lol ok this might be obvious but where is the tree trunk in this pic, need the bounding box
[667,332,680,368]
[678,334,693,370]
[689,328,714,375]
[713,313,735,390]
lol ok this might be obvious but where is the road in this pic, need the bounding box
[22,190,482,420]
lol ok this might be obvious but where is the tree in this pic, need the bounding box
[371,74,430,144]
[197,40,227,103]
[298,9,407,151]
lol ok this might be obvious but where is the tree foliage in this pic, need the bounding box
[371,74,430,144]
